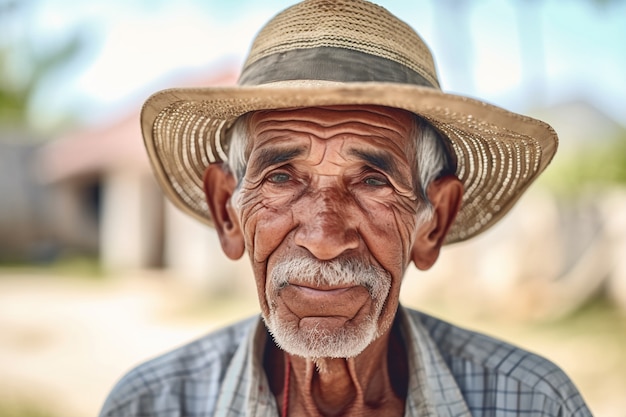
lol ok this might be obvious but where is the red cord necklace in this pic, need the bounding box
[281,353,291,417]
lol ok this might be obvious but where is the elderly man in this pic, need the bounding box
[100,1,592,416]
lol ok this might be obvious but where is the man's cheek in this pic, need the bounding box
[362,204,418,268]
[240,203,295,264]
[238,190,287,224]
[240,187,294,215]
[360,198,418,238]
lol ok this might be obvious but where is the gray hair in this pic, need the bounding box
[225,112,456,206]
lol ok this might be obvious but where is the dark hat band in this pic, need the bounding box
[239,46,438,88]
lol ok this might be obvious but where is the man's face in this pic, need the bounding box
[232,105,426,358]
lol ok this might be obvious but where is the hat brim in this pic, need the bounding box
[141,80,557,244]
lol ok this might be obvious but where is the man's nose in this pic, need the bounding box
[293,193,360,260]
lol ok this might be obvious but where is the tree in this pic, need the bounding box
[0,0,83,132]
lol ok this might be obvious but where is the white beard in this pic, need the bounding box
[264,257,391,359]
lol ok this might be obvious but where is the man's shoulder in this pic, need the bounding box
[405,308,591,416]
[99,315,259,417]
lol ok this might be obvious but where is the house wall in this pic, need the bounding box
[163,201,255,298]
[100,170,164,271]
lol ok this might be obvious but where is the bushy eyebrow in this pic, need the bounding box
[348,148,401,179]
[248,146,304,177]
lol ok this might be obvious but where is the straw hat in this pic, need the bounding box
[140,0,558,244]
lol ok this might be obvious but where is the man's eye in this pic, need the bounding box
[267,172,291,183]
[363,176,389,186]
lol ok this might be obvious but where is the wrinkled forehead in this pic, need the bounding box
[249,105,416,133]
[245,105,418,158]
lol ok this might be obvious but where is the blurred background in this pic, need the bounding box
[1,0,625,416]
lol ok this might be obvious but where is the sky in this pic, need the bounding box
[9,0,626,131]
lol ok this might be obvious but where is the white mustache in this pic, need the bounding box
[269,257,390,299]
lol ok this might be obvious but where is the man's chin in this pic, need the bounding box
[264,313,378,359]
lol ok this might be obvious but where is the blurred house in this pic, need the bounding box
[0,132,56,262]
[36,65,254,295]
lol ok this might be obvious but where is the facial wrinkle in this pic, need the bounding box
[304,106,413,135]
[250,207,296,264]
[390,207,415,268]
[236,181,292,265]
[257,106,406,127]
[318,122,406,142]
[259,118,407,148]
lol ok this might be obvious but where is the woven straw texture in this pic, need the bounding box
[242,0,439,88]
[140,0,558,244]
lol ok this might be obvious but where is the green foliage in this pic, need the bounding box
[0,0,84,131]
[540,133,626,196]
[0,254,103,279]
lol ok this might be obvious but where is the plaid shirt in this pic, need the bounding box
[99,307,592,417]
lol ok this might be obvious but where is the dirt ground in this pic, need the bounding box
[0,268,624,417]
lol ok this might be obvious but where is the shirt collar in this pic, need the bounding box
[215,306,472,417]
[214,319,278,417]
[398,307,472,417]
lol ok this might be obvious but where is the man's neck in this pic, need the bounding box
[264,319,408,416]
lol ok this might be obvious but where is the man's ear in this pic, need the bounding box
[203,164,245,260]
[411,175,463,270]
